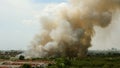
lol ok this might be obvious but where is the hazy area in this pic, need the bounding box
[0,0,120,67]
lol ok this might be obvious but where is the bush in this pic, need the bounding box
[20,64,32,68]
[19,55,25,60]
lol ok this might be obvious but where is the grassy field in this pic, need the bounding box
[0,50,120,68]
[47,56,120,68]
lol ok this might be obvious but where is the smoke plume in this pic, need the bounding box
[26,0,120,58]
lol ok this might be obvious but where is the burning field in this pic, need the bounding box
[26,0,120,58]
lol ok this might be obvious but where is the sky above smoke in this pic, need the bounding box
[0,0,120,51]
[0,0,66,50]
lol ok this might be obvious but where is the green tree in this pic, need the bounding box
[19,55,25,60]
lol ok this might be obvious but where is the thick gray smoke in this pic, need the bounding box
[26,0,120,58]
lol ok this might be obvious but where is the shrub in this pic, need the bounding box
[20,64,32,68]
[19,55,25,60]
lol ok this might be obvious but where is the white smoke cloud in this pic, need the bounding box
[26,0,120,58]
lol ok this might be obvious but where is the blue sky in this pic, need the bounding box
[31,0,66,3]
[0,0,66,50]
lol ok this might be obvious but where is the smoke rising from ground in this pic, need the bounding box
[26,0,120,58]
